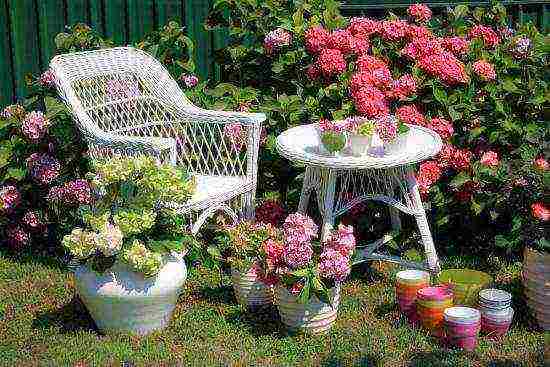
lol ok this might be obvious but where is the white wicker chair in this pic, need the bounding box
[50,47,265,234]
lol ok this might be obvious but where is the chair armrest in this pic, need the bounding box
[89,130,177,164]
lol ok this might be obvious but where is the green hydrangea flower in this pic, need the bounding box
[357,120,376,137]
[61,228,98,259]
[121,239,163,278]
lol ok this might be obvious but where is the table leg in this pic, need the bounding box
[318,168,337,242]
[406,172,441,274]
[298,166,314,214]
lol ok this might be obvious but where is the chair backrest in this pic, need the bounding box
[50,47,191,137]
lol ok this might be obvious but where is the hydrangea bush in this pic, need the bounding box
[62,156,197,276]
[207,1,548,255]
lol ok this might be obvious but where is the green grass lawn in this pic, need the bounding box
[0,249,545,367]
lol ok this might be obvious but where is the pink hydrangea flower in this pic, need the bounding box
[480,151,499,167]
[283,241,313,269]
[39,69,56,88]
[0,186,21,214]
[182,74,199,88]
[450,148,472,171]
[325,224,355,258]
[407,25,432,40]
[442,36,470,56]
[380,19,409,42]
[401,38,443,60]
[318,248,351,282]
[427,117,454,140]
[386,74,417,100]
[22,111,50,142]
[350,68,392,91]
[531,202,549,221]
[347,17,380,37]
[417,160,442,194]
[534,157,548,171]
[468,25,500,48]
[282,213,318,244]
[6,225,31,249]
[375,116,398,142]
[305,26,330,54]
[264,238,285,268]
[306,64,321,80]
[351,86,389,118]
[417,51,469,85]
[327,29,353,54]
[316,48,347,78]
[348,36,370,56]
[356,55,388,73]
[26,153,61,185]
[223,122,246,151]
[396,105,425,126]
[264,28,292,54]
[407,4,432,23]
[472,60,496,81]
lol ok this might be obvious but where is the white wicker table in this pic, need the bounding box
[276,124,443,273]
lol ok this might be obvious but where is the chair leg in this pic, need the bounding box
[242,190,256,220]
[191,203,239,235]
[298,167,315,214]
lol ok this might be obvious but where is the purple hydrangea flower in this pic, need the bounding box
[105,79,141,101]
[47,179,92,206]
[182,74,199,88]
[264,28,292,54]
[511,36,532,59]
[26,153,61,185]
[6,225,31,249]
[0,186,21,214]
[39,69,56,88]
[22,210,45,232]
[223,122,246,151]
[22,111,50,142]
[375,116,398,143]
[283,213,318,244]
[283,241,313,269]
[318,248,351,282]
[325,224,356,258]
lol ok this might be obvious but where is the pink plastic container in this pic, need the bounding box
[481,315,512,338]
[444,307,481,351]
[395,270,430,323]
[417,286,453,301]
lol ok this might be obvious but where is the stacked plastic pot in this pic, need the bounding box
[416,286,454,336]
[478,289,514,338]
[395,270,430,323]
[444,307,481,351]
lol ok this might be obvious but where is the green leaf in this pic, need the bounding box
[44,96,67,119]
[297,278,310,304]
[450,172,471,188]
[4,168,26,181]
[291,268,309,278]
[207,245,222,260]
[433,85,448,105]
[502,78,519,93]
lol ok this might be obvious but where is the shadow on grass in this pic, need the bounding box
[194,284,235,305]
[225,304,284,337]
[321,353,380,366]
[0,246,67,271]
[409,350,465,367]
[348,261,388,283]
[32,296,98,334]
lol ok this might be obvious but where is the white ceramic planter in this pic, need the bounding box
[231,266,273,307]
[74,252,187,335]
[275,284,340,334]
[522,247,549,330]
[349,134,372,157]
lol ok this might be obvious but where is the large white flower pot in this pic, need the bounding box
[231,266,273,308]
[74,252,187,335]
[275,284,340,334]
[522,247,549,330]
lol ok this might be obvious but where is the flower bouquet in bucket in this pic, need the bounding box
[316,119,348,156]
[261,213,356,334]
[215,220,280,309]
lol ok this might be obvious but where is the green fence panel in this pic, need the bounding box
[156,0,185,28]
[37,0,65,71]
[67,0,90,25]
[0,0,14,104]
[185,0,211,80]
[89,1,105,35]
[128,0,156,43]
[9,0,41,101]
[104,0,128,45]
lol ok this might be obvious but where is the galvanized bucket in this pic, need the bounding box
[275,285,340,334]
[231,266,274,308]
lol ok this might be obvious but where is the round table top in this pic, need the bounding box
[276,123,442,169]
